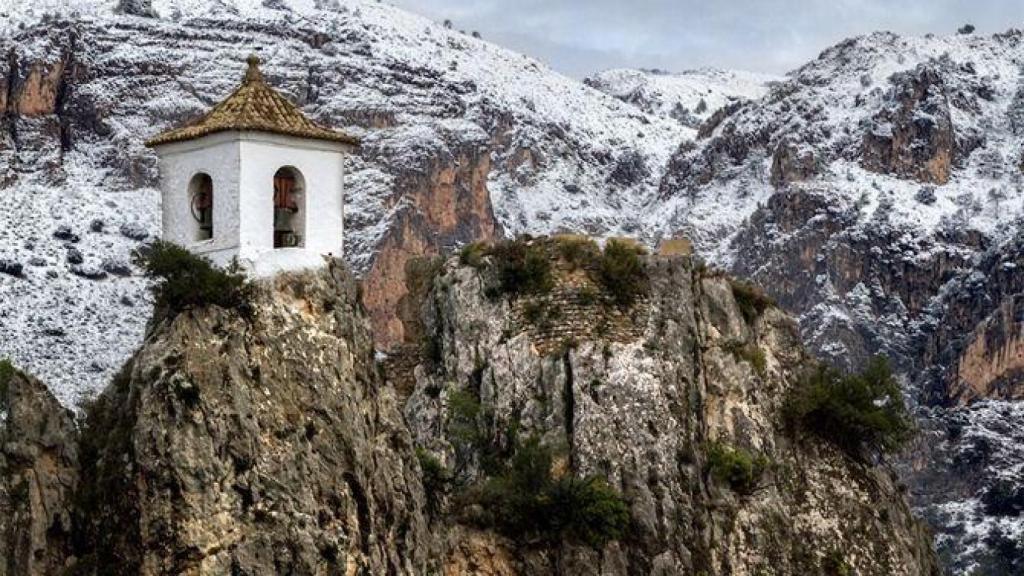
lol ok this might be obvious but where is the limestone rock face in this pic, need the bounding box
[72,262,430,575]
[0,369,78,576]
[770,138,816,187]
[405,252,940,575]
[360,140,499,350]
[950,294,1024,404]
[861,65,956,184]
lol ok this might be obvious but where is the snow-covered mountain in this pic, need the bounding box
[3,0,1024,570]
[667,30,1024,573]
[585,67,780,128]
[0,0,691,404]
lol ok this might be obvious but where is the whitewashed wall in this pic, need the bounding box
[154,131,351,274]
[156,132,241,263]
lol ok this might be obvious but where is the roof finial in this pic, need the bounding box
[245,54,263,83]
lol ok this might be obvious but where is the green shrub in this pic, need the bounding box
[447,389,483,446]
[404,255,445,367]
[598,239,648,307]
[489,239,553,297]
[822,550,852,576]
[134,240,252,320]
[730,279,775,323]
[416,448,451,514]
[721,340,767,378]
[522,300,549,325]
[0,359,14,407]
[546,475,630,548]
[465,436,629,547]
[577,286,600,306]
[783,357,913,459]
[459,241,489,269]
[404,255,444,296]
[554,235,600,270]
[706,442,768,495]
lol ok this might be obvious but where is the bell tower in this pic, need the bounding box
[145,55,358,276]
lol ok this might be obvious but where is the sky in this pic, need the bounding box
[391,0,1024,77]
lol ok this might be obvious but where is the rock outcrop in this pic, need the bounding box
[0,250,941,575]
[4,262,429,575]
[79,262,429,574]
[0,2,688,401]
[861,65,956,184]
[0,366,78,576]
[403,244,939,575]
[951,295,1024,404]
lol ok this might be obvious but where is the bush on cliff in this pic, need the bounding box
[461,436,629,547]
[416,448,452,514]
[598,239,648,307]
[783,356,913,459]
[134,240,252,320]
[554,235,600,270]
[489,238,553,297]
[706,441,769,495]
[459,241,489,269]
[729,279,775,323]
[0,359,14,408]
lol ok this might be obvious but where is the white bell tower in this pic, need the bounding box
[146,55,358,276]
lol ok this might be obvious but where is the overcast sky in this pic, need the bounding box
[391,0,1024,77]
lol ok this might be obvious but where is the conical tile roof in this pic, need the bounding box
[146,55,358,147]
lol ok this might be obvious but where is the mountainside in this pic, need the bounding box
[0,250,940,575]
[655,30,1024,571]
[585,67,780,128]
[0,0,689,404]
[401,241,938,575]
[1,262,430,574]
[2,0,1024,571]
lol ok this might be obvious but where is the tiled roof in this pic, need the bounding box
[146,55,358,147]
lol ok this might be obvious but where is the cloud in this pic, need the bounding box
[391,0,1024,77]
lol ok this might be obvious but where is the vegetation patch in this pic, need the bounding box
[404,255,444,298]
[729,279,775,323]
[721,340,767,378]
[706,441,769,495]
[447,388,484,447]
[459,241,489,269]
[416,448,452,515]
[576,286,600,306]
[402,255,446,367]
[598,239,648,307]
[822,550,853,576]
[522,299,550,325]
[783,357,913,460]
[489,238,554,298]
[554,235,600,270]
[0,359,14,410]
[134,240,252,321]
[460,436,629,548]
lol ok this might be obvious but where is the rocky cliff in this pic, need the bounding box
[0,250,939,575]
[0,0,688,404]
[401,240,938,575]
[2,262,432,575]
[1,2,1024,570]
[649,31,1024,568]
[0,365,78,575]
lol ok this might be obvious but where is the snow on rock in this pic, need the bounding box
[659,29,1024,571]
[585,67,780,128]
[3,3,1024,569]
[0,0,690,404]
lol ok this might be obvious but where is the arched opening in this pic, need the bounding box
[273,167,306,248]
[188,173,213,241]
